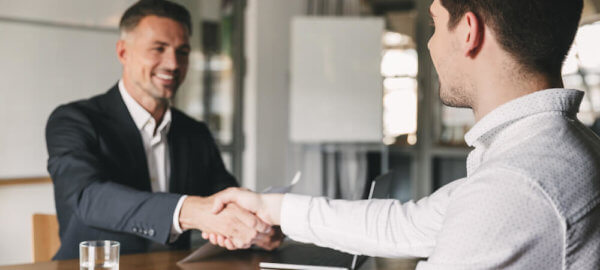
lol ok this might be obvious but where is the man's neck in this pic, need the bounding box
[471,69,563,121]
[122,78,168,124]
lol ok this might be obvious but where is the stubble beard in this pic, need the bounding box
[137,80,176,106]
[439,82,472,109]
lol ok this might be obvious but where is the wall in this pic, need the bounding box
[0,183,55,265]
[0,0,131,265]
[1,0,310,264]
[243,0,306,191]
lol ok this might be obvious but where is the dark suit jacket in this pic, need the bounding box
[45,84,237,260]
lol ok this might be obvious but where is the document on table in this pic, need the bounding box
[177,172,302,264]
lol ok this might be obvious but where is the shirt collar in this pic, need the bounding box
[118,79,172,134]
[464,88,584,147]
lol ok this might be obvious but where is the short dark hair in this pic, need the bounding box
[441,0,583,76]
[119,0,192,36]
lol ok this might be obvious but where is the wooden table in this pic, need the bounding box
[1,249,420,270]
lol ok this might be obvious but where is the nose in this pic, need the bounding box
[161,48,179,71]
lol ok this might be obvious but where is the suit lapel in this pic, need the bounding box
[168,111,189,194]
[99,85,151,191]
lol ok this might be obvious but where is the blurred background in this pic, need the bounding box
[1,0,600,265]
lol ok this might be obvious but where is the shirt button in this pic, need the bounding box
[148,229,155,237]
[143,229,148,235]
[132,227,138,233]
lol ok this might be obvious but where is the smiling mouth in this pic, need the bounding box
[155,73,174,80]
[153,72,178,87]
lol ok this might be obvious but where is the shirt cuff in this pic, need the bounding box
[280,193,312,238]
[169,195,188,243]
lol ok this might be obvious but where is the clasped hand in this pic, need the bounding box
[179,188,284,250]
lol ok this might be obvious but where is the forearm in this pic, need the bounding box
[280,195,440,258]
[277,178,465,257]
[259,194,284,225]
[76,181,181,243]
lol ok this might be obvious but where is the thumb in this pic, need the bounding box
[211,188,237,214]
[211,197,227,214]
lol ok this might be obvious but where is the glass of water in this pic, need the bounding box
[79,240,120,270]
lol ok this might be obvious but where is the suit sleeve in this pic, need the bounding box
[46,105,181,244]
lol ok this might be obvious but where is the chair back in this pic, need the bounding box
[32,213,60,262]
[366,170,411,201]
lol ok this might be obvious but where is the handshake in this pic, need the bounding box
[178,188,285,250]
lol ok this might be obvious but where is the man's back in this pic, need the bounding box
[426,89,600,269]
[272,89,600,269]
[485,94,600,269]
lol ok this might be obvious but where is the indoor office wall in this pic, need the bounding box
[0,0,216,264]
[0,0,133,265]
[243,0,385,197]
[243,0,306,192]
[0,184,55,265]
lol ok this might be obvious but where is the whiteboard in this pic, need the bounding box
[0,22,121,178]
[289,17,384,143]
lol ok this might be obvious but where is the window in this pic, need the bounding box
[563,21,600,127]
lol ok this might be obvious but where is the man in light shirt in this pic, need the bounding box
[206,0,600,269]
[46,0,281,259]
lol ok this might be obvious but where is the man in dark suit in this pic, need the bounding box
[46,0,281,260]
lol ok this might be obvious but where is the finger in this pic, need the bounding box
[211,198,227,214]
[209,234,218,246]
[269,237,284,250]
[224,238,236,250]
[211,188,239,214]
[219,235,238,250]
[253,233,275,250]
[217,234,227,248]
[234,208,271,234]
[201,232,209,239]
[224,223,251,249]
[252,232,268,244]
[254,228,284,251]
[231,237,250,249]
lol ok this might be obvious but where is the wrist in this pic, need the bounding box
[179,196,211,231]
[260,194,284,225]
[172,195,188,234]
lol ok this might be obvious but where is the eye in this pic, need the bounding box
[177,49,190,57]
[153,47,165,53]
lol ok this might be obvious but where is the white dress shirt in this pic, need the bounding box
[281,89,600,269]
[118,80,186,240]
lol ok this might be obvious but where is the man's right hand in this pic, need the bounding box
[178,195,271,249]
[200,188,286,250]
[211,187,285,225]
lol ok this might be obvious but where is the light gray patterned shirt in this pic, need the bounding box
[281,89,600,269]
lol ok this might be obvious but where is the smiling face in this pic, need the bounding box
[118,15,190,102]
[427,0,472,108]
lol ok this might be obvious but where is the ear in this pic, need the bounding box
[463,12,483,57]
[116,39,127,65]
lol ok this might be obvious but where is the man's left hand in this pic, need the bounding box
[253,226,284,251]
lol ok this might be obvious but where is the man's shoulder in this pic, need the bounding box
[49,86,116,120]
[477,117,600,222]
